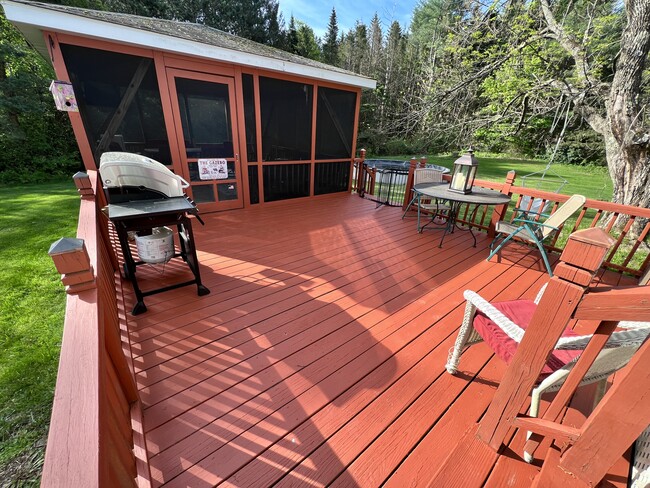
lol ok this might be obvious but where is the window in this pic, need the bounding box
[60,44,172,166]
[242,74,258,162]
[259,77,312,161]
[175,78,234,159]
[315,87,357,160]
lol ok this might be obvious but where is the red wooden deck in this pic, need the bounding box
[119,194,632,487]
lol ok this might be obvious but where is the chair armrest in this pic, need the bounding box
[463,290,526,343]
[556,324,650,350]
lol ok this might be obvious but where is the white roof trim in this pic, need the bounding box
[2,1,377,89]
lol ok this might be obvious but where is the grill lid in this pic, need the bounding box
[99,152,189,200]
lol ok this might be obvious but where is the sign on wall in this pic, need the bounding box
[198,159,228,180]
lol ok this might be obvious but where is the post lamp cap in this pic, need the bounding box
[454,150,479,166]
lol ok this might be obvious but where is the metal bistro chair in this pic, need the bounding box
[445,283,650,462]
[487,194,586,276]
[402,168,450,223]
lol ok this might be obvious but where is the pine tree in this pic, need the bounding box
[322,7,339,65]
[287,15,299,54]
[294,21,321,60]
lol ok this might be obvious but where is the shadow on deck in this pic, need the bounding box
[120,193,632,487]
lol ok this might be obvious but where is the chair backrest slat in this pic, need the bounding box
[541,194,586,239]
[414,168,444,185]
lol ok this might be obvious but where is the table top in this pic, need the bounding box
[414,182,511,205]
[105,196,197,220]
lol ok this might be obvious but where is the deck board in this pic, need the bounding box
[120,193,630,487]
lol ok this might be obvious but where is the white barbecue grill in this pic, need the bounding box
[99,152,209,315]
[100,152,190,202]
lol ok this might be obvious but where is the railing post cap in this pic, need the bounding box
[48,237,85,256]
[73,171,89,180]
[557,228,616,280]
[565,228,616,248]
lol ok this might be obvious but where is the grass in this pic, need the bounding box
[376,152,613,201]
[0,179,78,486]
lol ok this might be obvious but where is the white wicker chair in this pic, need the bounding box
[445,284,650,461]
[402,168,450,220]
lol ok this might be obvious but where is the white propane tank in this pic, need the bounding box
[135,227,174,264]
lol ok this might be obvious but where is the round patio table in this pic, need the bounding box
[413,182,511,248]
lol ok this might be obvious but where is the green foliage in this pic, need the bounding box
[322,8,339,65]
[287,15,299,54]
[0,13,81,183]
[550,128,607,166]
[294,21,321,61]
[0,180,78,484]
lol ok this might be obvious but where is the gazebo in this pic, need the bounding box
[2,0,376,213]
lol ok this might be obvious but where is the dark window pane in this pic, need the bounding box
[315,87,357,160]
[217,183,238,201]
[263,164,310,202]
[259,77,312,161]
[60,44,172,166]
[192,185,215,203]
[175,78,234,159]
[315,161,350,195]
[248,165,260,204]
[242,74,258,163]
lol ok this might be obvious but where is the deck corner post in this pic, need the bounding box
[355,149,367,195]
[402,157,420,211]
[73,171,94,197]
[488,170,516,237]
[476,228,615,450]
[48,237,96,294]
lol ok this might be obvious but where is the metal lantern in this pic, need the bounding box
[449,149,478,194]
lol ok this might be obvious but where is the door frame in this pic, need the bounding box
[165,67,244,212]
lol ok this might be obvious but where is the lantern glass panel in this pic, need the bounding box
[450,165,470,192]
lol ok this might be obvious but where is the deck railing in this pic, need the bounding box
[388,158,650,278]
[44,171,144,487]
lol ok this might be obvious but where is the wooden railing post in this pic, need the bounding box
[476,228,616,449]
[488,170,516,237]
[402,157,420,211]
[48,237,96,294]
[355,149,366,194]
[73,171,94,196]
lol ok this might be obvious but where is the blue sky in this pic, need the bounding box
[279,0,419,38]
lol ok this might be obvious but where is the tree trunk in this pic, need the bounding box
[604,0,650,231]
[541,0,649,235]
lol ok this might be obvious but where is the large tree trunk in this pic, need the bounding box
[603,0,650,232]
[604,131,650,209]
[606,0,650,204]
[541,0,649,229]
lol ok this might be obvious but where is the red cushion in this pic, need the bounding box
[473,299,581,377]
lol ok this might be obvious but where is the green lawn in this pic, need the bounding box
[377,153,613,201]
[0,179,78,485]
